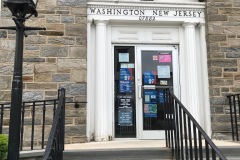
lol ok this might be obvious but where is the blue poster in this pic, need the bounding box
[119,80,132,93]
[144,90,157,104]
[158,90,164,104]
[144,104,157,117]
[143,71,156,85]
[118,109,133,126]
[120,68,133,80]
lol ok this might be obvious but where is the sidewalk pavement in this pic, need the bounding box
[64,139,240,151]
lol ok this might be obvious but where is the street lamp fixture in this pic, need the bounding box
[0,0,45,159]
[3,0,38,17]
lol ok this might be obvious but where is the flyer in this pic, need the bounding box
[118,96,132,109]
[159,54,171,63]
[118,109,133,126]
[158,90,164,103]
[120,68,133,80]
[144,90,157,104]
[119,80,132,93]
[157,66,170,78]
[144,104,157,118]
[119,53,129,62]
[143,71,156,84]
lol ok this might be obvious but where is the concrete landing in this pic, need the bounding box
[64,139,240,151]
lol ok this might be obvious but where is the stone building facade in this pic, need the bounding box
[0,0,88,144]
[0,0,240,144]
[206,0,240,140]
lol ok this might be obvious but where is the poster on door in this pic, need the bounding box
[118,95,132,109]
[118,109,133,126]
[144,104,157,118]
[120,68,133,80]
[157,90,164,104]
[143,71,156,85]
[159,54,171,63]
[157,66,170,78]
[119,80,132,93]
[144,90,157,104]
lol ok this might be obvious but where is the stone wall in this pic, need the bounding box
[0,0,87,144]
[206,0,240,140]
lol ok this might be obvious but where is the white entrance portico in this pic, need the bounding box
[87,1,210,141]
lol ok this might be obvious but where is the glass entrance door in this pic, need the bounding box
[136,45,179,139]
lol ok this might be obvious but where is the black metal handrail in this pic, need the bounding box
[164,90,227,160]
[42,88,65,160]
[227,94,240,141]
[0,99,60,150]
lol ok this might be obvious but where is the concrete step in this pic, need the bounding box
[63,148,173,160]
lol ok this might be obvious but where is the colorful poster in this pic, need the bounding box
[159,54,172,62]
[119,53,129,62]
[144,90,157,104]
[120,68,133,80]
[118,109,133,126]
[144,104,157,117]
[143,71,156,84]
[119,80,132,93]
[153,55,158,61]
[118,95,132,109]
[158,90,164,103]
[157,66,170,78]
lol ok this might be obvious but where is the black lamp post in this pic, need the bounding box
[0,0,45,159]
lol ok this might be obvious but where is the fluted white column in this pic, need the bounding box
[94,20,108,141]
[199,22,211,136]
[184,22,201,123]
[87,19,95,141]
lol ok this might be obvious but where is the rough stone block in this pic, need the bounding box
[46,24,64,31]
[208,67,222,77]
[65,24,86,36]
[25,36,46,44]
[210,97,228,105]
[0,64,13,75]
[39,31,64,36]
[224,68,237,72]
[209,87,220,96]
[0,76,11,90]
[22,91,43,101]
[45,91,58,97]
[25,83,57,90]
[23,63,34,75]
[0,31,7,38]
[209,35,226,42]
[52,74,70,82]
[61,15,74,23]
[40,46,68,57]
[23,76,33,82]
[48,37,75,45]
[65,125,86,136]
[210,105,224,114]
[59,83,86,96]
[0,40,15,50]
[58,59,86,69]
[210,59,237,67]
[35,63,57,73]
[76,35,87,45]
[58,0,86,6]
[209,15,228,21]
[219,8,240,15]
[71,7,87,15]
[46,15,60,23]
[34,73,52,82]
[0,50,14,62]
[71,69,87,83]
[23,58,45,63]
[69,46,87,58]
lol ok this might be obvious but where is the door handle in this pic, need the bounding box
[138,85,142,99]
